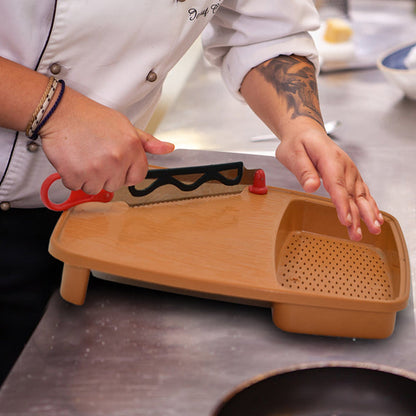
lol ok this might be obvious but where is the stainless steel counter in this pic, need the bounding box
[1,5,416,414]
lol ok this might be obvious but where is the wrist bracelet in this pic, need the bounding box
[29,80,66,140]
[25,76,54,136]
[26,77,58,138]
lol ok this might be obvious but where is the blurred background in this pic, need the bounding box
[146,0,416,137]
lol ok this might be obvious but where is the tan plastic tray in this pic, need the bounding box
[49,186,410,339]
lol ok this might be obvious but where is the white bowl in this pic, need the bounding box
[377,41,416,100]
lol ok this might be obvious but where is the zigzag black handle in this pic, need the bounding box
[128,162,243,197]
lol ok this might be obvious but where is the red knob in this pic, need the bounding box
[249,169,268,195]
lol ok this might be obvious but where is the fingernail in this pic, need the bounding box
[303,178,318,192]
[346,213,352,224]
[374,220,381,228]
[378,213,384,222]
[357,227,362,237]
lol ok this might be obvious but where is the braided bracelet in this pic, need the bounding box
[25,76,54,136]
[26,77,59,138]
[30,80,66,140]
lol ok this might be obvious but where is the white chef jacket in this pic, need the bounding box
[0,0,319,208]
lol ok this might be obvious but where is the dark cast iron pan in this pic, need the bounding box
[213,362,416,416]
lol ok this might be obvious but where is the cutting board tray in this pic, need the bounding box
[49,186,410,339]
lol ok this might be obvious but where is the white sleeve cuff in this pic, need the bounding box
[212,32,320,101]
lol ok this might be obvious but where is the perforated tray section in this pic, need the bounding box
[276,231,393,300]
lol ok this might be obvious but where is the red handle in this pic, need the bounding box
[41,173,114,211]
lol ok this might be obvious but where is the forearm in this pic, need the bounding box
[240,54,324,142]
[0,56,52,132]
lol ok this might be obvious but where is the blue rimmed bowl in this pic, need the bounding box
[377,41,416,100]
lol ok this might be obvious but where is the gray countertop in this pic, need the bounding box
[1,4,416,414]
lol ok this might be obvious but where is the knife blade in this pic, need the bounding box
[41,161,262,211]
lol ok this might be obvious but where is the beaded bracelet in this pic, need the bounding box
[29,80,66,140]
[26,77,58,138]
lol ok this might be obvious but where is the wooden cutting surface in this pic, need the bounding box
[49,184,409,321]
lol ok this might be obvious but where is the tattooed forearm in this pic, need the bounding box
[257,55,324,128]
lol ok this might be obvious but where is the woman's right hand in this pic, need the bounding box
[40,85,174,195]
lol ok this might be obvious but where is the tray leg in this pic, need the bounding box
[60,264,90,305]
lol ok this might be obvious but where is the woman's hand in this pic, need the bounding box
[0,57,174,192]
[40,86,174,195]
[275,129,383,241]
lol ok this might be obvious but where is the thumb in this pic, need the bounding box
[275,142,321,193]
[136,129,175,154]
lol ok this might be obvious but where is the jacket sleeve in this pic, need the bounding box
[202,0,321,100]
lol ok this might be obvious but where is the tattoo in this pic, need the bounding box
[257,55,324,128]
